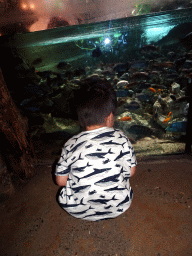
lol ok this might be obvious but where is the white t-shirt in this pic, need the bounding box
[55,127,137,221]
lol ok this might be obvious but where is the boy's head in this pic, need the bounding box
[75,77,117,128]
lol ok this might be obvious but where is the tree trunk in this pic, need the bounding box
[0,68,36,180]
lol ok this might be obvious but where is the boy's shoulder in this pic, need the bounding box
[64,127,127,147]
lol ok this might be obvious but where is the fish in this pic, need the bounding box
[57,61,70,69]
[118,116,132,121]
[124,81,138,89]
[36,70,51,78]
[138,82,151,90]
[76,167,112,181]
[176,96,190,103]
[180,31,192,52]
[85,148,114,160]
[153,61,174,68]
[131,61,149,69]
[141,44,158,53]
[92,131,116,140]
[32,57,43,66]
[156,22,192,46]
[72,162,92,173]
[136,93,151,103]
[130,72,150,81]
[113,62,132,74]
[71,185,91,194]
[149,87,156,93]
[94,172,122,187]
[59,198,86,208]
[127,125,156,138]
[124,101,141,110]
[114,150,130,161]
[116,195,130,207]
[163,117,171,123]
[92,47,102,57]
[168,112,172,116]
[174,57,186,71]
[166,121,187,133]
[88,195,117,205]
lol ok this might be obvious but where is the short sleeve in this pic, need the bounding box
[55,147,70,176]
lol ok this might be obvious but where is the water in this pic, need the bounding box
[0,7,191,156]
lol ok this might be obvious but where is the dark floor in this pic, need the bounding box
[0,153,192,256]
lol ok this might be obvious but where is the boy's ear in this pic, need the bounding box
[106,112,114,127]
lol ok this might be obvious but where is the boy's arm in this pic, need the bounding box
[55,175,69,186]
[130,166,136,177]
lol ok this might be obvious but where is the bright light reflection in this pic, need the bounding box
[21,3,27,9]
[30,3,35,10]
[144,25,174,44]
[104,38,111,44]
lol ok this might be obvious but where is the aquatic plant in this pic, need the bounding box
[75,33,122,52]
[132,4,152,16]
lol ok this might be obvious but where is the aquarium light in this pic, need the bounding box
[104,38,111,45]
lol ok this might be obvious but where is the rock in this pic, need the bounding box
[37,71,52,78]
[73,68,86,77]
[124,100,141,110]
[116,90,133,97]
[116,80,129,89]
[113,62,132,75]
[136,93,152,103]
[57,61,70,69]
[171,82,180,94]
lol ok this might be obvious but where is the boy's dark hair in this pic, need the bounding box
[75,77,117,127]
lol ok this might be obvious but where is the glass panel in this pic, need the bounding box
[0,5,191,157]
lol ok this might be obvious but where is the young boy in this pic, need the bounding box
[55,78,137,221]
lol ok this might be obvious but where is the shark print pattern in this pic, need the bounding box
[55,127,137,221]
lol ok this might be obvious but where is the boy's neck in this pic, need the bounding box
[86,124,106,131]
[86,113,114,131]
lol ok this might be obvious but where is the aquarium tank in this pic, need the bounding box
[0,0,191,157]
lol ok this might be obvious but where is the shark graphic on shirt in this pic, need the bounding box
[116,195,130,207]
[70,133,87,142]
[94,172,122,187]
[72,162,92,173]
[71,185,91,194]
[68,208,90,215]
[100,140,126,147]
[104,186,127,192]
[83,211,113,219]
[85,148,114,160]
[88,195,117,205]
[74,167,112,182]
[56,153,83,175]
[114,150,130,161]
[70,140,87,153]
[91,130,116,141]
[59,198,86,208]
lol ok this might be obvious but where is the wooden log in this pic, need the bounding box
[0,68,36,180]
